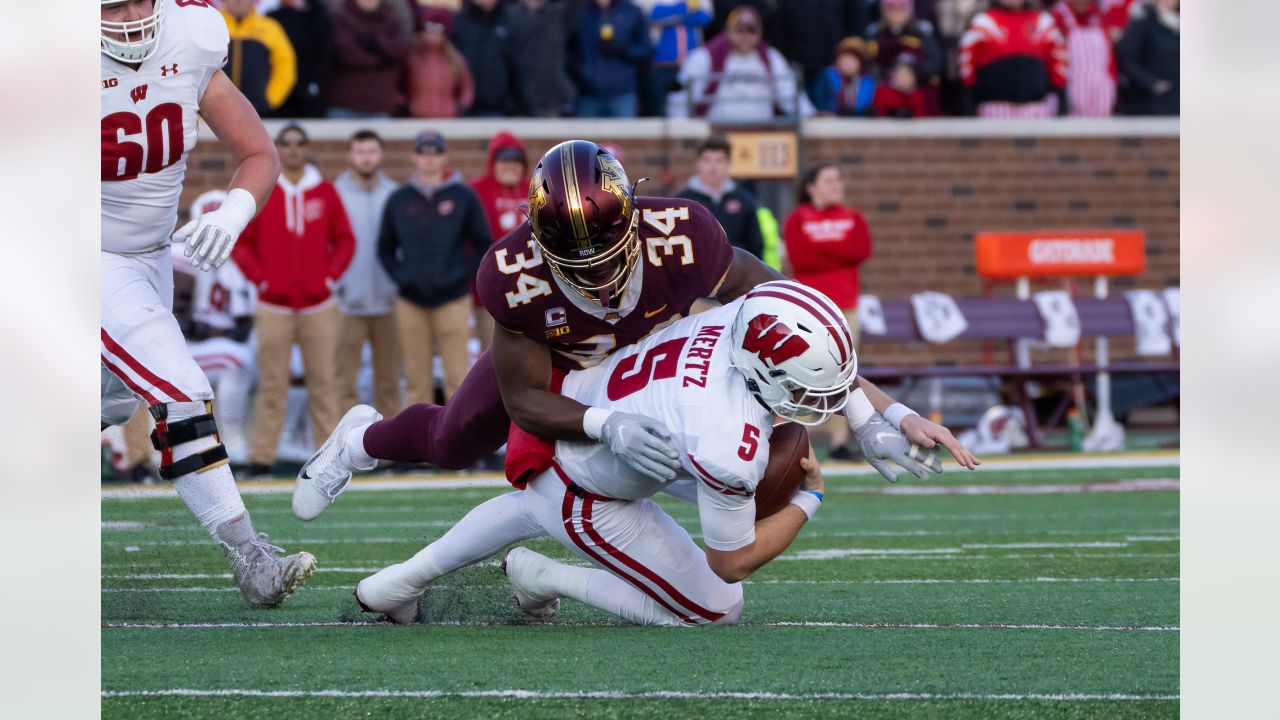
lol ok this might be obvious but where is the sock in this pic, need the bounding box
[342,423,376,469]
[212,512,257,550]
[394,492,541,592]
[160,401,249,537]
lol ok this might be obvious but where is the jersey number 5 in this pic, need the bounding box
[101,103,184,181]
[738,424,760,461]
[606,337,690,401]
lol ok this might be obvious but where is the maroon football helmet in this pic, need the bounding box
[527,140,639,306]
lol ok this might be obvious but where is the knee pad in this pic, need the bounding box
[149,401,228,481]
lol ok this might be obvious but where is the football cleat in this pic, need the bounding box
[293,405,382,520]
[501,547,562,622]
[354,565,421,625]
[220,534,316,608]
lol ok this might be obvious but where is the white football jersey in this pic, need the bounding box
[101,0,229,254]
[557,299,775,551]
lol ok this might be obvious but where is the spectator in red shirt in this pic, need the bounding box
[873,56,931,117]
[405,7,476,118]
[783,163,871,459]
[231,124,356,477]
[468,131,529,350]
[959,0,1068,118]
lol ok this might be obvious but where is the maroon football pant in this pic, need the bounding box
[362,350,510,469]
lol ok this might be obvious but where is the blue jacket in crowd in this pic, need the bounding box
[648,1,712,65]
[569,0,651,97]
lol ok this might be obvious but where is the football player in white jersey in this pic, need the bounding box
[100,0,315,607]
[355,281,890,626]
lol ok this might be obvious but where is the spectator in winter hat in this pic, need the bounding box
[468,132,529,350]
[872,55,931,117]
[405,7,476,117]
[809,36,878,116]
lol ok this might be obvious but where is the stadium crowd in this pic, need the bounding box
[213,0,1178,120]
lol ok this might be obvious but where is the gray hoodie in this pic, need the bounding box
[334,170,399,316]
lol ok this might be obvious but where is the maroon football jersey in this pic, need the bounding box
[478,196,735,371]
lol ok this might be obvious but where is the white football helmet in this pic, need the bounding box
[101,0,167,64]
[728,280,857,426]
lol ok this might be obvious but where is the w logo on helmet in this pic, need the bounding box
[741,314,810,366]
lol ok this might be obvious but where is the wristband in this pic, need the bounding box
[789,489,822,521]
[582,407,615,440]
[219,187,259,235]
[884,403,919,431]
[844,387,876,429]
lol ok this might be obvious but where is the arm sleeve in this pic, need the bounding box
[626,11,653,65]
[688,2,713,28]
[692,457,757,551]
[958,18,985,86]
[325,188,357,281]
[689,203,735,297]
[376,197,401,283]
[265,21,297,110]
[1116,20,1158,93]
[457,57,476,113]
[331,17,385,69]
[1042,14,1069,89]
[376,13,412,63]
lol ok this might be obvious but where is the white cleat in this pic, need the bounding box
[294,405,382,521]
[220,534,317,608]
[501,547,561,622]
[354,565,422,625]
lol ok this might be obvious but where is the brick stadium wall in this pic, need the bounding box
[182,124,1178,369]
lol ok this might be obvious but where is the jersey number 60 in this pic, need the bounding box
[101,103,184,181]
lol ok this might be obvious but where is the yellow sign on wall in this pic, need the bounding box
[727,132,798,179]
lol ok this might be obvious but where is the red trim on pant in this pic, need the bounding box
[101,354,161,407]
[101,328,192,403]
[560,491,724,625]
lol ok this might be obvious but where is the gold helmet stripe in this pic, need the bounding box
[559,143,590,241]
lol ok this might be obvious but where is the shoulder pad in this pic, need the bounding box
[168,1,230,67]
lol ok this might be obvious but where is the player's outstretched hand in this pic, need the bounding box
[600,412,681,482]
[171,188,257,272]
[799,447,824,496]
[899,414,982,470]
[852,414,943,483]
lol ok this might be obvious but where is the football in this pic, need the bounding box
[755,422,811,519]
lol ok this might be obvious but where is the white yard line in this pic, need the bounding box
[840,479,1179,496]
[101,453,1179,499]
[102,621,1178,633]
[100,688,1179,702]
[102,575,1179,590]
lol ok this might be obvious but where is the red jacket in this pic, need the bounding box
[469,132,528,305]
[783,203,871,310]
[960,7,1068,100]
[873,85,930,118]
[232,165,356,310]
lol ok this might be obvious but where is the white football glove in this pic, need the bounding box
[171,187,257,272]
[852,413,942,483]
[599,412,681,482]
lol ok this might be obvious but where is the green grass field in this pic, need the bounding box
[101,456,1179,719]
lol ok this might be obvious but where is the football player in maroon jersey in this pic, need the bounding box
[294,141,976,521]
